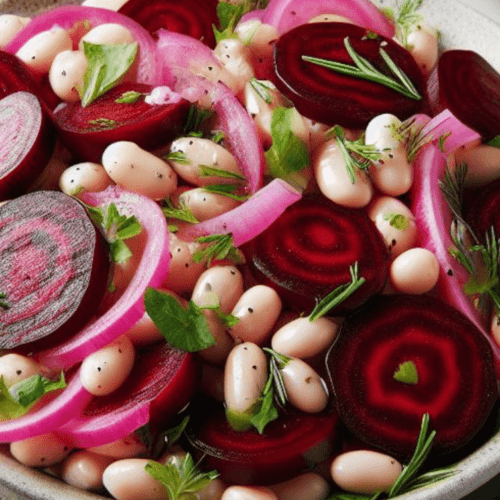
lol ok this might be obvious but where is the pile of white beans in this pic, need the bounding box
[2,1,500,499]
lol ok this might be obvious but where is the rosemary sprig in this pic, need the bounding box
[395,0,424,48]
[203,184,249,202]
[249,78,274,104]
[392,117,433,163]
[302,37,422,101]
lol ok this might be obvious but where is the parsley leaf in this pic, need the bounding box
[144,288,216,352]
[115,90,143,104]
[213,1,248,43]
[79,41,138,107]
[383,213,409,230]
[162,198,199,224]
[250,382,278,434]
[199,300,239,328]
[393,361,419,385]
[193,233,245,267]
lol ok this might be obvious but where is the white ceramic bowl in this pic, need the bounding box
[1,1,500,499]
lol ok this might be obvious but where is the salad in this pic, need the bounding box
[0,0,500,499]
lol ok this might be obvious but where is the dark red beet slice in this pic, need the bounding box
[0,92,55,200]
[54,82,190,163]
[243,194,390,315]
[119,0,218,48]
[466,178,500,240]
[327,294,497,459]
[186,401,340,485]
[0,191,110,349]
[273,23,426,128]
[434,50,500,141]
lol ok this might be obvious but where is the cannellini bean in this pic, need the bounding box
[179,188,240,222]
[369,144,413,196]
[88,434,147,459]
[10,433,71,467]
[200,363,225,402]
[192,266,244,315]
[455,144,500,188]
[222,486,278,500]
[169,137,242,187]
[271,316,339,359]
[368,196,417,258]
[81,0,128,9]
[16,27,72,74]
[79,23,134,49]
[59,162,114,197]
[102,141,177,200]
[61,450,114,491]
[268,473,330,500]
[103,459,168,500]
[0,353,44,387]
[314,139,373,208]
[229,285,282,345]
[49,50,87,102]
[224,342,268,421]
[80,336,135,396]
[0,15,30,48]
[280,359,328,413]
[308,13,353,23]
[198,310,235,365]
[331,450,402,495]
[390,248,440,294]
[197,478,226,500]
[406,27,439,75]
[365,114,401,146]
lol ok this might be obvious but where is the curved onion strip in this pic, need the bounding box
[4,6,161,85]
[240,9,267,24]
[36,186,170,370]
[411,144,500,373]
[0,371,92,443]
[177,178,301,246]
[262,0,394,36]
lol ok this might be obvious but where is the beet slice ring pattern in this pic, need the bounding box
[327,294,498,459]
[243,194,390,315]
[0,191,110,349]
[273,22,426,128]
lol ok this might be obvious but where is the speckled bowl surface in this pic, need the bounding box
[1,0,500,499]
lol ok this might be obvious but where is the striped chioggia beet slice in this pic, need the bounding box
[243,194,390,315]
[273,22,426,128]
[327,294,498,459]
[119,0,218,48]
[0,92,55,200]
[54,82,190,163]
[0,191,110,349]
[186,401,340,486]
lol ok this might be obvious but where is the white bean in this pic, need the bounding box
[197,310,235,365]
[179,188,240,222]
[280,359,328,413]
[79,23,134,49]
[102,141,177,200]
[0,15,30,48]
[197,478,226,500]
[16,27,72,74]
[224,342,268,424]
[455,144,500,188]
[271,316,339,359]
[314,139,373,208]
[81,0,128,9]
[80,336,135,396]
[229,285,282,345]
[169,137,242,187]
[191,266,244,315]
[406,27,439,75]
[103,459,167,500]
[59,162,114,197]
[369,144,413,196]
[222,486,278,500]
[88,434,147,459]
[364,114,401,146]
[61,450,114,491]
[0,353,44,387]
[10,433,71,467]
[390,248,440,294]
[48,50,87,103]
[331,450,402,495]
[268,473,329,500]
[368,196,417,258]
[308,14,353,23]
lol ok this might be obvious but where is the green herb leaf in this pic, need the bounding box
[308,262,366,322]
[183,106,214,135]
[193,233,245,267]
[211,130,225,144]
[264,107,310,180]
[115,90,143,104]
[203,184,249,202]
[88,118,117,129]
[395,0,424,48]
[0,292,9,311]
[383,213,409,230]
[249,78,274,104]
[487,136,500,149]
[162,198,199,224]
[199,165,247,181]
[250,384,278,434]
[198,300,239,328]
[438,132,452,152]
[79,41,138,107]
[393,361,419,385]
[144,288,215,352]
[165,151,190,165]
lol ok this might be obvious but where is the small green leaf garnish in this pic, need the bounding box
[199,164,247,181]
[211,130,225,144]
[136,416,190,458]
[79,41,138,107]
[199,300,239,328]
[165,151,190,165]
[144,288,216,352]
[168,224,179,233]
[88,118,117,129]
[193,233,245,267]
[438,132,452,152]
[145,453,218,500]
[162,198,199,224]
[487,136,500,149]
[308,262,366,322]
[0,292,9,311]
[249,78,274,104]
[115,90,143,104]
[250,380,279,434]
[203,184,249,202]
[213,1,246,43]
[380,6,396,22]
[264,107,310,180]
[105,203,143,263]
[393,361,419,385]
[383,213,409,230]
[394,0,424,48]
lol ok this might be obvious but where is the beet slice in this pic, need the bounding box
[327,294,498,459]
[273,22,426,128]
[54,82,190,163]
[466,178,500,240]
[118,0,218,48]
[0,92,55,200]
[0,191,110,349]
[434,50,500,141]
[243,194,390,315]
[186,401,340,485]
